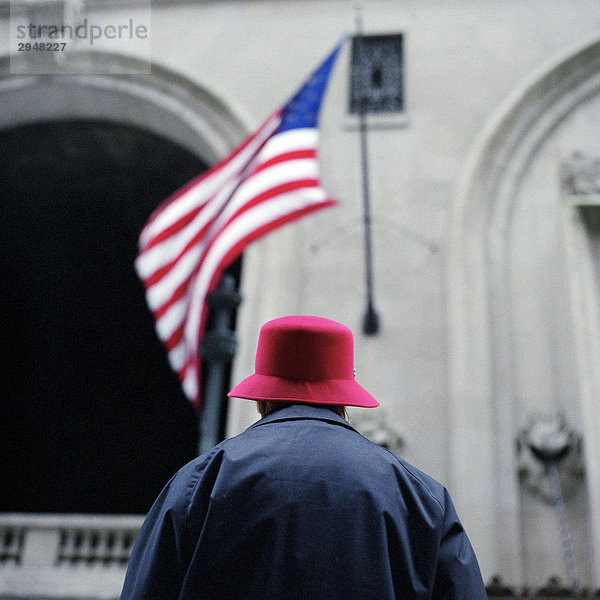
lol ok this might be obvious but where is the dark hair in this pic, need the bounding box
[257,401,347,420]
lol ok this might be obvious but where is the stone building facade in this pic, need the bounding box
[1,0,600,596]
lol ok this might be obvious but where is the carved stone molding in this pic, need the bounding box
[0,52,248,164]
[517,413,584,503]
[561,152,600,195]
[349,408,404,455]
[447,34,600,579]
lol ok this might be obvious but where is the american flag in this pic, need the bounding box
[135,43,342,409]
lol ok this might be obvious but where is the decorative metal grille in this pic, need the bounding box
[349,34,404,115]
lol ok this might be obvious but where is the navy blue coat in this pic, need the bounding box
[121,405,487,599]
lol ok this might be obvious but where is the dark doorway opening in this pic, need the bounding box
[0,119,219,514]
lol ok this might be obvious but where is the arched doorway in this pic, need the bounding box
[447,36,600,587]
[0,52,248,514]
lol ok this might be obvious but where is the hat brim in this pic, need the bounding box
[227,374,379,408]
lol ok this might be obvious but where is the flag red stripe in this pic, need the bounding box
[141,203,206,252]
[154,277,188,319]
[165,322,184,352]
[215,179,320,235]
[252,149,317,176]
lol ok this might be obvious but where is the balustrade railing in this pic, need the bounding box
[0,514,598,599]
[0,513,144,599]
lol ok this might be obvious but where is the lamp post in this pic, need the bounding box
[198,274,241,454]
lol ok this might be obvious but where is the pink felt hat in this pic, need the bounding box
[228,315,379,408]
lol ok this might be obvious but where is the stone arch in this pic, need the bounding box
[447,35,600,585]
[0,50,248,163]
[0,50,250,512]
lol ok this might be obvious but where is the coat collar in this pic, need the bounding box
[248,404,358,433]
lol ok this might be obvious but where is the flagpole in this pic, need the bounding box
[355,5,380,335]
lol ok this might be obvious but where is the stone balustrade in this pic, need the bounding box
[0,513,144,599]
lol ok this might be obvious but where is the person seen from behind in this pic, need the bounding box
[121,315,487,599]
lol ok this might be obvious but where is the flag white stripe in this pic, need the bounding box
[166,339,187,373]
[181,369,198,402]
[178,367,197,402]
[257,128,319,162]
[155,296,187,343]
